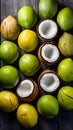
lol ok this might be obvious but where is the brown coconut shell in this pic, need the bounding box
[36,19,58,42]
[38,43,60,65]
[16,79,39,102]
[38,69,60,94]
[1,15,20,40]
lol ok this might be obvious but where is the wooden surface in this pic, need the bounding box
[0,0,73,130]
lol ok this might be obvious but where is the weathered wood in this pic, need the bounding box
[57,0,73,9]
[58,109,73,130]
[0,0,73,130]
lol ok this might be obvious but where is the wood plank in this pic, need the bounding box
[57,109,73,130]
[57,0,73,9]
[38,115,58,130]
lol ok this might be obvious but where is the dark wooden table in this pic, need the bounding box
[0,0,73,130]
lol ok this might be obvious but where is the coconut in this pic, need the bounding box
[38,43,60,65]
[16,79,39,102]
[38,70,60,93]
[1,15,20,40]
[36,19,58,42]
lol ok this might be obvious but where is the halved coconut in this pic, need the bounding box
[36,19,58,41]
[16,79,39,102]
[38,70,60,93]
[38,43,60,65]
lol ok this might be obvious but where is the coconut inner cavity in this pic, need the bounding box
[38,20,57,39]
[40,73,60,92]
[41,44,59,63]
[17,80,34,98]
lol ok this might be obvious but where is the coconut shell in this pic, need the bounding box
[1,15,20,40]
[38,43,60,65]
[38,69,60,94]
[36,19,58,42]
[16,79,39,102]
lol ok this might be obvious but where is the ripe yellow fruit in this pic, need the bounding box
[16,104,38,128]
[18,29,38,52]
[0,91,19,112]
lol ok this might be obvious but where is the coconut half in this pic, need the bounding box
[38,43,60,65]
[16,79,39,102]
[38,70,60,93]
[37,19,58,41]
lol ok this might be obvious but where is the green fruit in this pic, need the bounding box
[19,54,40,76]
[0,91,19,112]
[58,32,73,56]
[37,95,59,118]
[16,104,38,128]
[57,58,73,82]
[0,65,19,88]
[18,6,37,28]
[0,41,19,64]
[57,7,73,30]
[58,86,73,110]
[39,0,58,18]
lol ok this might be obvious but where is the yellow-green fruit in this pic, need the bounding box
[57,58,73,82]
[18,6,37,28]
[58,33,73,56]
[39,0,58,19]
[58,86,73,110]
[19,54,40,76]
[57,7,73,30]
[0,41,19,64]
[0,65,19,88]
[0,91,19,112]
[16,104,38,128]
[1,15,20,40]
[37,95,59,118]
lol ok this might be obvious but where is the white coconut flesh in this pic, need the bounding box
[17,80,34,98]
[41,44,59,63]
[40,73,60,92]
[38,20,57,39]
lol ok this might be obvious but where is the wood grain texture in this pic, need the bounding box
[58,110,73,130]
[0,0,73,130]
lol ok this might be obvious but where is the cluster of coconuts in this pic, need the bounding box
[0,0,73,128]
